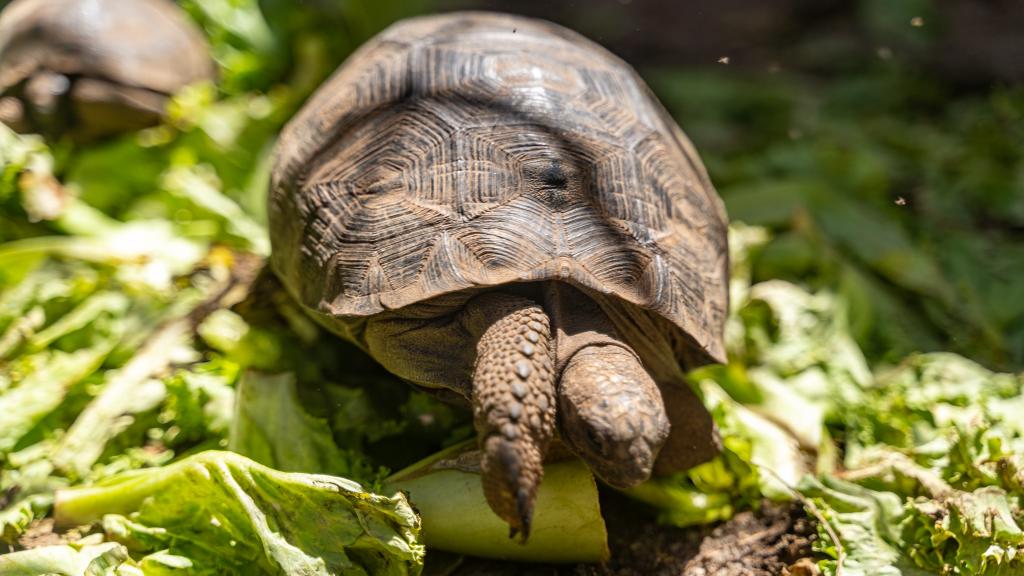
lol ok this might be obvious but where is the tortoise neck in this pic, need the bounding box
[542,282,636,376]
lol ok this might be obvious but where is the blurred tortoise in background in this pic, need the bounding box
[0,0,215,142]
[270,12,729,538]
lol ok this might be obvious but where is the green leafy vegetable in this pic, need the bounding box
[229,371,379,482]
[55,450,425,575]
[0,344,115,453]
[0,540,133,576]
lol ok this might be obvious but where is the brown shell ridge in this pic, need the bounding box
[281,98,624,215]
[271,45,412,198]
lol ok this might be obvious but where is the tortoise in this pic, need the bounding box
[269,12,729,538]
[0,0,215,141]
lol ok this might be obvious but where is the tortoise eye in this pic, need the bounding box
[584,427,605,455]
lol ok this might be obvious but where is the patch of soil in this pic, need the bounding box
[432,491,818,576]
[12,518,90,552]
[604,503,817,576]
[16,519,63,549]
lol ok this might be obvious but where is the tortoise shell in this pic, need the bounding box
[0,0,213,95]
[270,11,729,365]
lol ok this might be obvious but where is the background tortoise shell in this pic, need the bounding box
[270,11,729,366]
[0,0,213,100]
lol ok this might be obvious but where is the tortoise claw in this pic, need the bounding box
[481,434,538,543]
[516,488,533,542]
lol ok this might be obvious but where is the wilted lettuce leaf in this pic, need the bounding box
[49,322,196,479]
[0,536,233,575]
[919,488,1024,574]
[843,353,1024,470]
[0,540,133,576]
[229,371,380,483]
[0,452,64,545]
[736,280,871,417]
[797,476,930,576]
[802,465,1024,576]
[386,440,609,563]
[160,365,238,447]
[54,451,424,575]
[0,127,58,243]
[0,191,246,542]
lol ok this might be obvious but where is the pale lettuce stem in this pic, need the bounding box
[385,440,609,563]
[54,455,200,528]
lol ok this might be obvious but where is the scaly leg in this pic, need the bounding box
[462,292,556,541]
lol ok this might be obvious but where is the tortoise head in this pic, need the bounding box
[557,345,671,488]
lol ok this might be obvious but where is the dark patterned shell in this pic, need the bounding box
[0,0,213,95]
[270,12,728,363]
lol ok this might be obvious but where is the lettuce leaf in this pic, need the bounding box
[54,450,424,575]
[229,371,379,482]
[0,540,132,576]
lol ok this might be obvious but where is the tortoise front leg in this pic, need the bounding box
[462,292,556,541]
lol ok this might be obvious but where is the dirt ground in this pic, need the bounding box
[433,492,819,576]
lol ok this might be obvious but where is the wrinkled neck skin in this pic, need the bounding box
[543,282,636,372]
